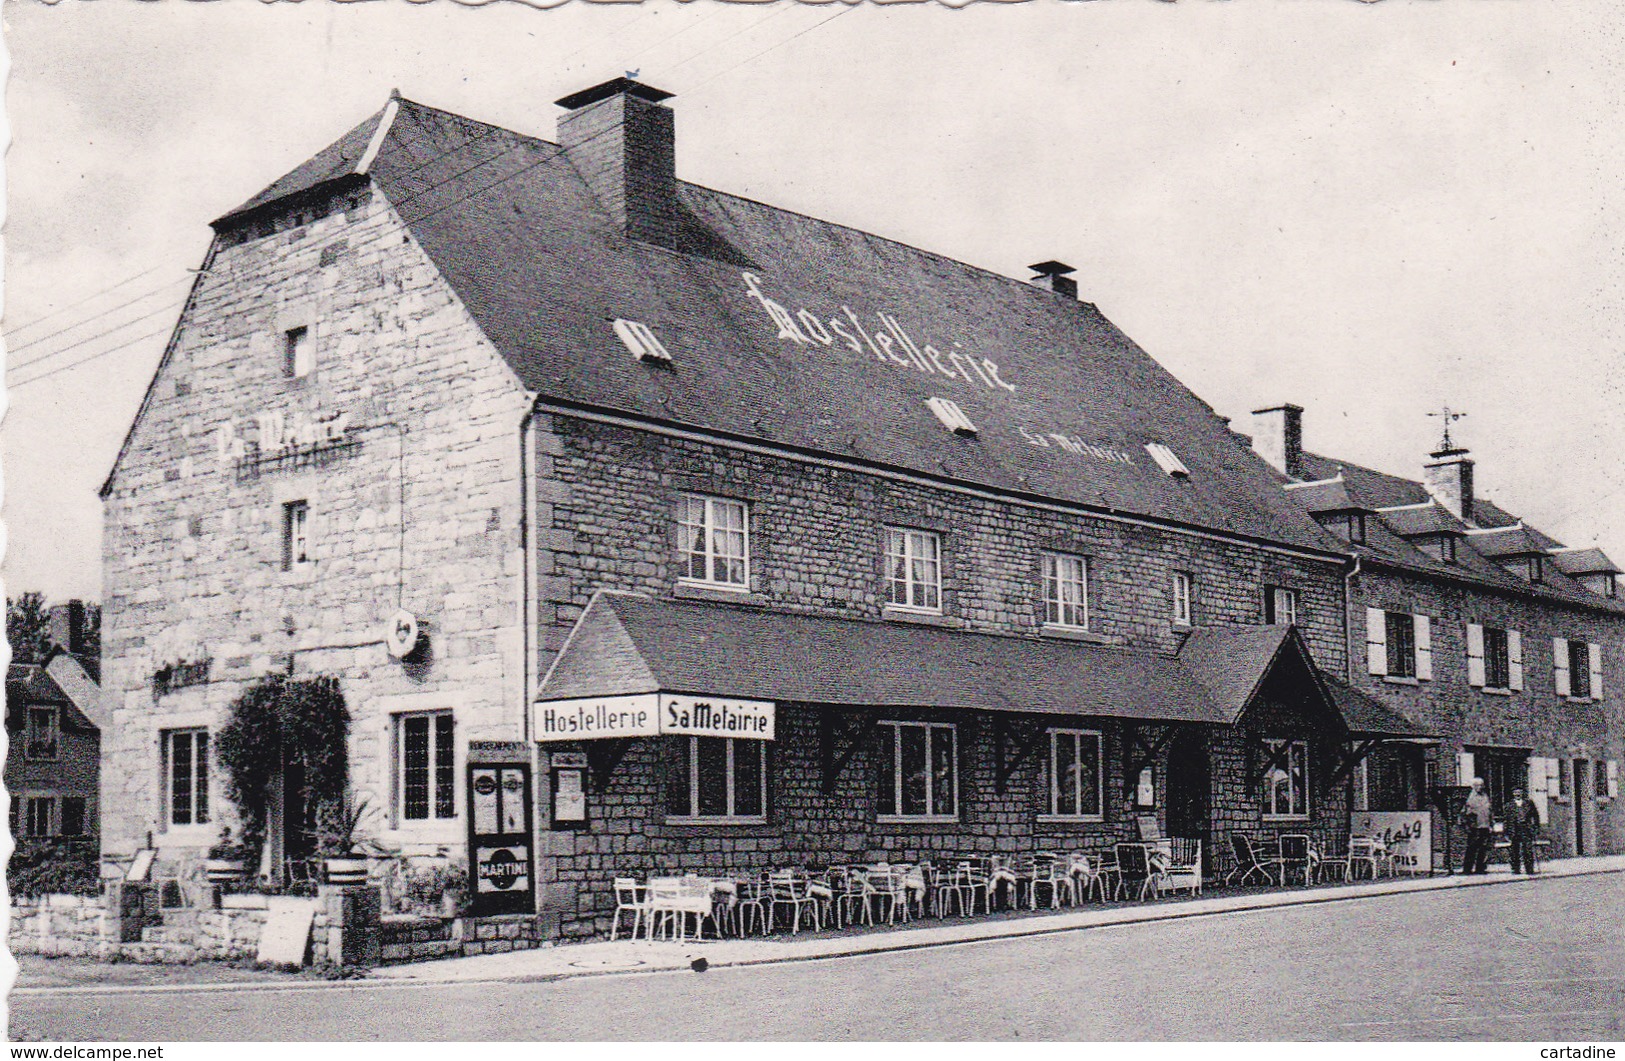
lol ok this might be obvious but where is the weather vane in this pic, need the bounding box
[1428,406,1467,451]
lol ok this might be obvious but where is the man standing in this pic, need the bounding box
[1462,777,1493,874]
[1507,787,1542,874]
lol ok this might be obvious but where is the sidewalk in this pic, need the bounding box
[374,854,1625,986]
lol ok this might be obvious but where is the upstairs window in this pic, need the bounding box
[877,721,957,821]
[886,528,941,613]
[25,706,58,761]
[24,796,56,838]
[1466,625,1522,692]
[282,501,310,570]
[1264,586,1298,627]
[1172,572,1193,626]
[1555,638,1601,701]
[1366,608,1431,681]
[161,729,209,828]
[397,711,456,823]
[61,797,86,838]
[678,495,749,589]
[283,326,314,379]
[1042,554,1089,629]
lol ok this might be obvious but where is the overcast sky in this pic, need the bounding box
[4,0,1622,604]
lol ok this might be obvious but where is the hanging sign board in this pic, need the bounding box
[534,693,776,742]
[1350,810,1433,874]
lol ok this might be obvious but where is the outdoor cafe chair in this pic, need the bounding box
[1278,834,1314,887]
[867,866,910,924]
[768,869,822,933]
[957,860,992,916]
[1154,839,1203,898]
[827,866,870,929]
[1348,837,1383,881]
[732,875,770,936]
[1314,841,1351,884]
[988,855,1023,911]
[1114,842,1164,902]
[1225,832,1282,888]
[610,876,649,941]
[1069,852,1109,904]
[1029,853,1076,909]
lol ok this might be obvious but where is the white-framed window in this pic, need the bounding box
[1467,624,1522,692]
[886,528,942,613]
[1042,553,1089,629]
[161,728,210,828]
[25,705,59,761]
[1172,572,1192,626]
[877,721,957,821]
[666,737,767,822]
[1554,638,1602,701]
[1265,586,1298,627]
[284,326,314,378]
[282,500,310,570]
[1263,739,1309,819]
[1046,729,1103,820]
[396,711,456,823]
[1366,608,1431,681]
[23,796,56,838]
[677,495,749,589]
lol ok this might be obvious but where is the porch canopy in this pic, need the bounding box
[533,591,1364,741]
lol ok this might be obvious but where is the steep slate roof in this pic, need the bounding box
[1550,547,1621,577]
[538,593,1330,727]
[1374,501,1466,538]
[1324,679,1434,739]
[5,656,101,733]
[219,96,1348,558]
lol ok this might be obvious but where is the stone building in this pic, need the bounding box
[103,78,1422,935]
[1252,404,1623,861]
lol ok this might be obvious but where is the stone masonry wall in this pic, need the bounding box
[1349,565,1624,857]
[100,184,530,861]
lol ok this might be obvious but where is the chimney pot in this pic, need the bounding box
[1028,260,1078,299]
[1250,404,1305,479]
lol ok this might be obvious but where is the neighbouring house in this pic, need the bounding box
[1253,404,1623,862]
[7,643,102,841]
[102,77,1434,938]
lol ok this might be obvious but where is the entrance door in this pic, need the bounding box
[1165,729,1211,846]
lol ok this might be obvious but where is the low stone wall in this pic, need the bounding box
[379,913,548,964]
[9,893,115,959]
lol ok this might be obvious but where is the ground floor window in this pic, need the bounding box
[1047,729,1103,820]
[667,737,767,822]
[397,711,456,822]
[23,796,56,837]
[1263,740,1308,819]
[161,728,210,827]
[878,721,957,821]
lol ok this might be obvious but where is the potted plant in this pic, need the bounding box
[318,798,371,886]
[205,827,247,884]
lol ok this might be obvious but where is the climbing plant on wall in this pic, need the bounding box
[216,675,351,867]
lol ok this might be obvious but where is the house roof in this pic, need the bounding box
[1374,501,1467,539]
[5,653,101,733]
[1324,679,1435,739]
[1549,547,1621,577]
[215,94,1348,559]
[1466,524,1548,559]
[1283,477,1369,515]
[538,592,1357,732]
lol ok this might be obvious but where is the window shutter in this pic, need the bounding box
[1466,623,1486,687]
[1457,751,1475,786]
[1608,760,1618,799]
[1554,638,1571,697]
[1366,607,1388,676]
[1508,631,1524,691]
[1414,614,1432,680]
[1588,642,1603,701]
[1527,757,1546,794]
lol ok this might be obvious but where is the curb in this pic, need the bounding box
[16,863,1624,997]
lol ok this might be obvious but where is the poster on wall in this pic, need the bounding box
[1350,810,1433,874]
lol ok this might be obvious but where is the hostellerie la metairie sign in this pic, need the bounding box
[534,693,776,742]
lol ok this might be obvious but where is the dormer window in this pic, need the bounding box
[1318,512,1367,544]
[1416,535,1458,564]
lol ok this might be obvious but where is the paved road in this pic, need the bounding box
[13,872,1624,1041]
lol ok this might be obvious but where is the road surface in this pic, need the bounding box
[12,871,1623,1040]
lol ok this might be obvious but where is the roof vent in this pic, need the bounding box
[612,318,672,363]
[926,397,978,437]
[1028,260,1078,299]
[1145,443,1190,478]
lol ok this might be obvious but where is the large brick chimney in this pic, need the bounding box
[1250,404,1304,479]
[48,599,90,655]
[1424,445,1475,521]
[556,78,680,249]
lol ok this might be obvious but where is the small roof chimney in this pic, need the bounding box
[556,78,681,249]
[1028,261,1078,299]
[48,600,89,656]
[1250,404,1304,479]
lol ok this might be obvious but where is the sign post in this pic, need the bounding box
[466,761,535,917]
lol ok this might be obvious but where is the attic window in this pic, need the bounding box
[612,318,672,363]
[925,397,978,437]
[1144,443,1190,478]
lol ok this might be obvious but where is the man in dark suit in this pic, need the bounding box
[1507,787,1542,874]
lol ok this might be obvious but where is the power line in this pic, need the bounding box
[6,275,192,365]
[662,3,798,75]
[3,262,180,337]
[685,5,856,95]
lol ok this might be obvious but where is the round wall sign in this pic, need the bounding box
[386,609,420,658]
